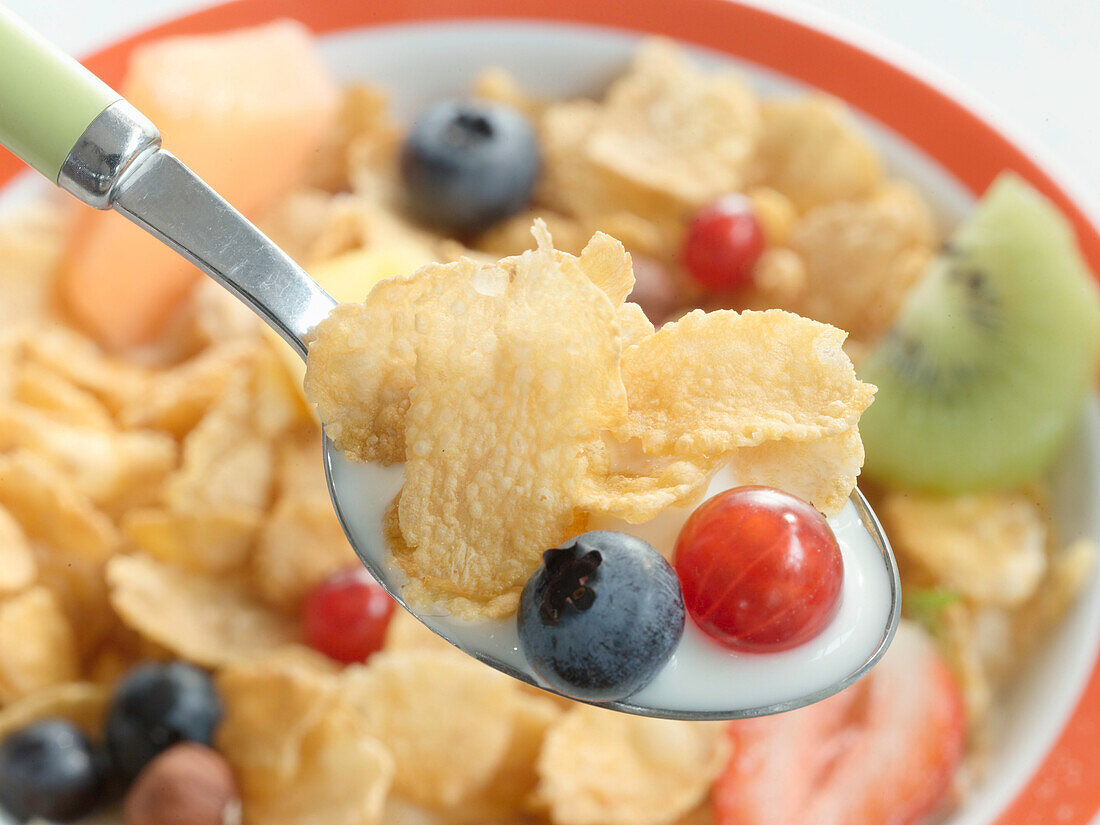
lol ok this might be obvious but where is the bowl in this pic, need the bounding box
[0,2,1097,824]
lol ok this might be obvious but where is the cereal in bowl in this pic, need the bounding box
[0,23,1094,825]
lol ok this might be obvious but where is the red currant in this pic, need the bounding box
[673,486,842,652]
[302,567,395,663]
[681,195,765,291]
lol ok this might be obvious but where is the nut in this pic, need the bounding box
[123,743,239,825]
[629,253,684,325]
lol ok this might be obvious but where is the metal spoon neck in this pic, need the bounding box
[57,100,336,358]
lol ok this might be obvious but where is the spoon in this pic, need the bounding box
[0,7,900,720]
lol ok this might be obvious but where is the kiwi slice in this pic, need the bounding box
[860,173,1100,492]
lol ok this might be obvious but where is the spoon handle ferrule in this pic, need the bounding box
[108,145,336,358]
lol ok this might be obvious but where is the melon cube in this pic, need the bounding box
[61,21,339,349]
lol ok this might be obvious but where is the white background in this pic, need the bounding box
[9,0,1100,202]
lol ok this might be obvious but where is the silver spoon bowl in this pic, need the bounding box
[57,100,900,721]
[326,447,900,720]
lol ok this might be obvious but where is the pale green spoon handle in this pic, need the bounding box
[0,4,121,180]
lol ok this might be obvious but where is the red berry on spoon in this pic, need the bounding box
[673,486,842,652]
[681,195,765,291]
[302,566,395,663]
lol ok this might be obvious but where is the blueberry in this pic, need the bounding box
[105,662,222,780]
[517,531,685,702]
[0,720,106,821]
[400,100,539,236]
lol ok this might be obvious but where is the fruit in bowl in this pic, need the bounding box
[0,6,1097,825]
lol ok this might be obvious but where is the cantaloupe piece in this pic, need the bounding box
[61,21,339,349]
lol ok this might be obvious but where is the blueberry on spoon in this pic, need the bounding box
[518,531,685,702]
[400,99,539,236]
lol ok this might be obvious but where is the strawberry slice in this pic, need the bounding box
[713,621,965,825]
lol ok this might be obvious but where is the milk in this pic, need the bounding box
[327,449,898,717]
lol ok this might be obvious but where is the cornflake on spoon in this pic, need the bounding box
[306,221,874,624]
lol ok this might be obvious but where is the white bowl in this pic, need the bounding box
[1,3,1097,824]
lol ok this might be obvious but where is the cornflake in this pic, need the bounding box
[460,691,563,821]
[252,341,312,438]
[257,189,340,269]
[534,40,759,235]
[255,644,344,677]
[584,40,760,206]
[670,807,716,825]
[309,224,628,616]
[616,310,873,457]
[274,434,329,500]
[0,203,68,326]
[106,554,300,667]
[617,302,656,348]
[23,327,149,414]
[306,196,438,269]
[255,435,357,602]
[591,310,874,519]
[722,425,865,517]
[310,225,873,614]
[757,95,881,211]
[573,231,635,306]
[304,274,435,465]
[525,39,773,262]
[0,681,108,739]
[539,100,683,245]
[0,587,80,705]
[88,631,155,692]
[474,66,545,120]
[884,490,1047,607]
[217,658,394,825]
[217,658,339,777]
[745,186,797,247]
[0,403,177,510]
[744,247,807,308]
[0,449,120,561]
[118,339,254,435]
[308,83,401,194]
[394,241,626,616]
[165,375,274,513]
[254,494,357,609]
[534,705,730,825]
[0,505,35,595]
[248,702,391,825]
[123,506,260,574]
[31,543,114,662]
[938,603,998,729]
[189,276,266,347]
[13,365,113,429]
[381,608,452,654]
[1013,538,1095,653]
[380,799,448,825]
[477,208,589,257]
[341,649,518,809]
[577,438,713,525]
[532,100,604,223]
[787,182,935,341]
